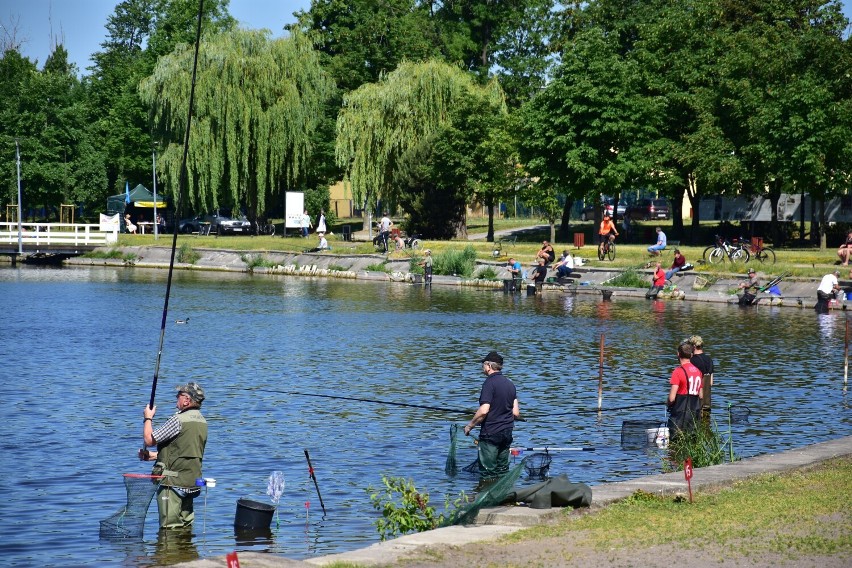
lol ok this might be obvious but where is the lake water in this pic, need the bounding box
[2,265,850,567]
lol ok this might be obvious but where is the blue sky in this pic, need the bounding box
[5,0,852,74]
[5,0,307,73]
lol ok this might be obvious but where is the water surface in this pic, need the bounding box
[2,265,849,566]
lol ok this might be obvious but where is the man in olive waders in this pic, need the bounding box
[464,351,520,486]
[140,382,208,529]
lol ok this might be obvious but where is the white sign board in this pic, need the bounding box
[285,192,304,228]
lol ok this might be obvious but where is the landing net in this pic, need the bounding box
[440,458,527,527]
[99,474,163,539]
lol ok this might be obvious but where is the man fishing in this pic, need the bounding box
[140,382,208,529]
[464,351,520,484]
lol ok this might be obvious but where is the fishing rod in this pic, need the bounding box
[148,0,204,409]
[546,401,664,417]
[512,446,596,452]
[278,389,529,421]
[277,389,471,416]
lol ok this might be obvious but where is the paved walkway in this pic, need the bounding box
[170,435,852,567]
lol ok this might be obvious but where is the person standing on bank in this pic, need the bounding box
[140,382,208,529]
[316,210,327,234]
[464,351,520,482]
[667,342,703,438]
[688,335,714,412]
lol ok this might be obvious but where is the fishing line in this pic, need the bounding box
[148,0,205,409]
[546,401,664,417]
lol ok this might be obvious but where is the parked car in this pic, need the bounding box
[178,215,204,234]
[626,198,670,221]
[580,201,614,221]
[580,198,627,221]
[206,213,252,235]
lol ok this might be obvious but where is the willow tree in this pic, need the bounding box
[336,59,506,232]
[139,29,334,219]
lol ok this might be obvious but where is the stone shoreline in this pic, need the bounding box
[62,245,832,309]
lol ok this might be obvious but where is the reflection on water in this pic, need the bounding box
[2,265,850,566]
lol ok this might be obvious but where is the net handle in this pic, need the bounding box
[123,473,164,479]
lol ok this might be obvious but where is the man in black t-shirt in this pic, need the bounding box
[688,335,714,412]
[465,351,520,482]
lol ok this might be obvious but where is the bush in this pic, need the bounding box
[476,266,499,280]
[665,419,731,471]
[605,268,648,288]
[177,243,201,265]
[433,245,477,277]
[367,476,467,541]
[365,261,389,272]
[241,253,276,272]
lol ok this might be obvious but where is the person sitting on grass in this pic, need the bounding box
[647,227,666,256]
[308,232,329,252]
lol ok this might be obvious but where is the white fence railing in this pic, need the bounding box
[0,222,117,247]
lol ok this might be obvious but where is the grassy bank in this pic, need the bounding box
[112,218,844,281]
[383,456,851,568]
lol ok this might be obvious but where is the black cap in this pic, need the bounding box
[481,351,503,365]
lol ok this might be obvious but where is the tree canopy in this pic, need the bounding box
[139,28,334,220]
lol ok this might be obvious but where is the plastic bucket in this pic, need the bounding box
[234,498,275,530]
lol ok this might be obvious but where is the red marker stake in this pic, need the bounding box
[684,457,694,503]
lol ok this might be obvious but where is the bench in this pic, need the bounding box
[492,236,517,258]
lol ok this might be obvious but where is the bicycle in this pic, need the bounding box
[703,235,749,265]
[597,234,616,261]
[742,237,776,264]
[254,220,276,236]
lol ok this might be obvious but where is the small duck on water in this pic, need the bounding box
[175,318,190,324]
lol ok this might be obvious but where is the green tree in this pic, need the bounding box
[139,29,334,221]
[0,46,104,217]
[86,0,234,196]
[517,26,663,237]
[336,59,505,233]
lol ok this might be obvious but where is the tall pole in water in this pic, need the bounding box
[15,138,23,255]
[152,142,158,239]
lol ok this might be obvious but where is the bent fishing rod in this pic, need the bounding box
[148,0,204,409]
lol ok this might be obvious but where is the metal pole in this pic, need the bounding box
[597,333,604,411]
[152,143,158,239]
[15,139,23,255]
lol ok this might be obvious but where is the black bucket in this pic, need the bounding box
[234,498,275,530]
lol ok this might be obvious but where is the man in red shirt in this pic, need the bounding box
[667,341,704,438]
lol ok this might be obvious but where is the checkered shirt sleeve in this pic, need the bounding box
[152,414,182,444]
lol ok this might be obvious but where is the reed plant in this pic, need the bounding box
[433,245,478,277]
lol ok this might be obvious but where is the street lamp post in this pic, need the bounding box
[15,138,23,255]
[152,142,158,239]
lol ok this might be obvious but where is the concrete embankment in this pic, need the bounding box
[63,245,832,309]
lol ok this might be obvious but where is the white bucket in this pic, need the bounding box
[646,426,669,448]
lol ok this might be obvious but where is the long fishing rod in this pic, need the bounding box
[278,389,473,416]
[148,0,205,409]
[512,446,596,452]
[545,401,664,417]
[279,389,529,421]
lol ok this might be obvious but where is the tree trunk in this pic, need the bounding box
[486,198,495,242]
[559,198,573,241]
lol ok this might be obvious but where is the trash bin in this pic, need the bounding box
[342,225,352,242]
[234,498,275,530]
[573,233,585,249]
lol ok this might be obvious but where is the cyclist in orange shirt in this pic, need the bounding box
[598,215,618,254]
